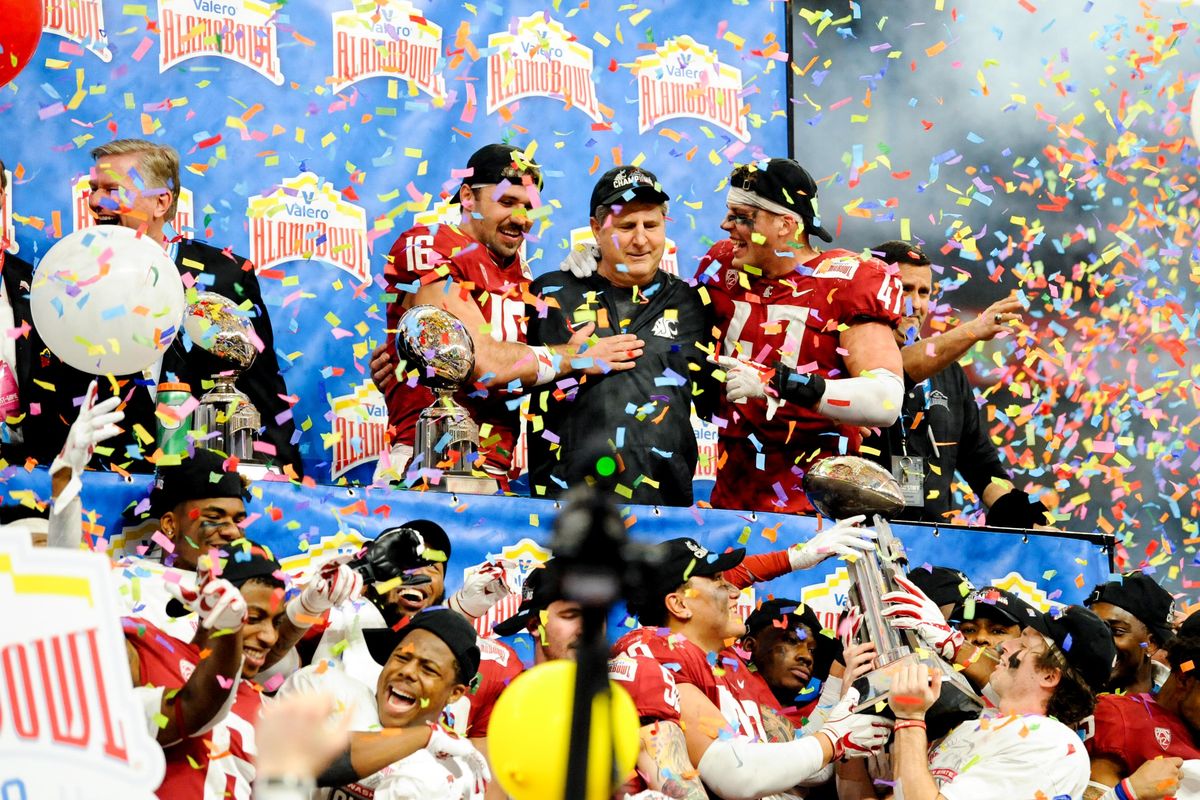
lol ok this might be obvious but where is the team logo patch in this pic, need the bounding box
[1156,726,1172,749]
[651,316,678,340]
[685,539,710,559]
[813,256,860,280]
[927,389,950,411]
[608,656,638,682]
[724,268,739,290]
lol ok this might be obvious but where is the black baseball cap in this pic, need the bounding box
[493,561,563,637]
[363,608,481,683]
[589,166,669,219]
[1040,604,1118,693]
[951,586,1045,632]
[165,543,283,617]
[1086,571,1175,646]
[729,158,833,242]
[906,565,974,609]
[450,143,542,203]
[139,448,250,519]
[627,537,745,622]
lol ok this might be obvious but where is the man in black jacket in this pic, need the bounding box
[526,166,717,506]
[17,139,302,476]
[0,157,38,462]
[861,240,1047,527]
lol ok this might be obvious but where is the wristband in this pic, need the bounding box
[254,775,316,800]
[893,719,926,732]
[1115,779,1139,800]
[531,345,556,386]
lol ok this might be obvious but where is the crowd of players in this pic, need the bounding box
[19,437,1195,800]
[2,140,1190,799]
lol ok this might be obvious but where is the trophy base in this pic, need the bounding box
[853,650,983,722]
[415,473,500,496]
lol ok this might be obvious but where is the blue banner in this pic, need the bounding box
[2,467,1111,640]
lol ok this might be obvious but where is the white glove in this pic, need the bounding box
[711,354,784,420]
[560,243,600,279]
[427,724,491,793]
[448,559,515,619]
[817,688,893,760]
[50,380,124,505]
[789,515,873,570]
[880,573,965,662]
[166,570,248,631]
[287,560,364,627]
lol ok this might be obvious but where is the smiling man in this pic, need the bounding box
[887,606,1114,800]
[124,545,289,799]
[695,158,905,515]
[526,165,717,506]
[371,144,643,487]
[19,138,300,475]
[614,537,891,799]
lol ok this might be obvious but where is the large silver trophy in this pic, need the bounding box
[804,456,981,717]
[396,305,498,495]
[184,292,262,463]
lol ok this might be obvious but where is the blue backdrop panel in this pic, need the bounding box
[0,0,792,482]
[1,467,1110,611]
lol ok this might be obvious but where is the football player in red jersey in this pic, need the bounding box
[370,143,643,487]
[696,158,905,514]
[614,537,891,799]
[124,545,287,800]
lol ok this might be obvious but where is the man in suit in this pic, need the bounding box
[0,156,38,462]
[17,139,302,476]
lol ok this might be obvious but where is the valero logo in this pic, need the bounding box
[158,0,284,85]
[633,36,749,142]
[487,14,602,122]
[330,0,445,98]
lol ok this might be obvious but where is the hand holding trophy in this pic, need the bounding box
[802,456,982,721]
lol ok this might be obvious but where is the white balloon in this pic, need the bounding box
[1192,81,1200,149]
[30,226,185,376]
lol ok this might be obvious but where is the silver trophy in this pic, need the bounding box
[184,292,262,463]
[804,456,981,716]
[396,305,497,494]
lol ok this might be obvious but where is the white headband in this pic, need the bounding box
[727,187,801,222]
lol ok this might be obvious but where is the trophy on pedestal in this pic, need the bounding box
[396,305,498,495]
[803,456,981,717]
[184,292,262,464]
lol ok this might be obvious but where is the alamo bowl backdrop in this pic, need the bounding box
[1,0,789,482]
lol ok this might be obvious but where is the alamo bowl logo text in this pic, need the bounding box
[487,14,602,122]
[328,380,387,479]
[247,172,370,283]
[43,0,112,62]
[634,36,748,143]
[70,176,195,238]
[159,0,284,85]
[331,0,445,98]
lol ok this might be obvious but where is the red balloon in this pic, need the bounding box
[0,1,44,89]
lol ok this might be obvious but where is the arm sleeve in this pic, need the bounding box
[696,735,828,800]
[725,550,793,590]
[948,367,1009,499]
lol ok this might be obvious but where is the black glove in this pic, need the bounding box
[986,489,1051,529]
[770,362,827,408]
[347,527,432,585]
